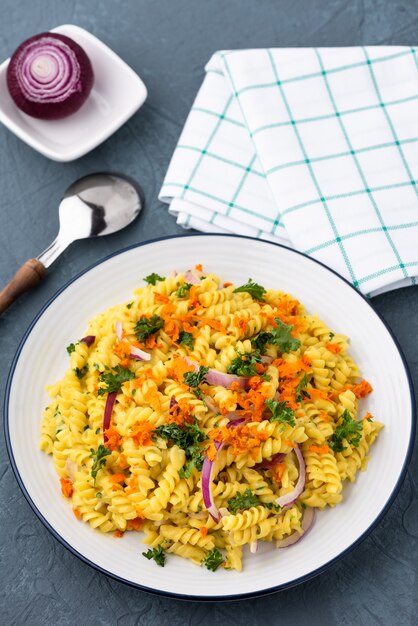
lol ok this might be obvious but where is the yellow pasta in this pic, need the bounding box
[39,268,382,571]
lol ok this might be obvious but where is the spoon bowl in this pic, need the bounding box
[0,172,144,313]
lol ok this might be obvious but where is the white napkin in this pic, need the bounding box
[160,47,418,296]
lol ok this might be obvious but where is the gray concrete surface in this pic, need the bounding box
[0,1,417,624]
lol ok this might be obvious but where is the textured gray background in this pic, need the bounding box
[1,1,417,624]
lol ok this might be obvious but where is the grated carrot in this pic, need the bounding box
[127,516,144,531]
[272,462,285,484]
[308,444,329,454]
[209,424,268,457]
[200,527,208,537]
[352,380,373,398]
[104,426,122,450]
[118,453,128,469]
[73,508,81,520]
[109,473,126,485]
[195,264,203,271]
[113,530,124,538]
[143,387,162,412]
[154,292,170,303]
[325,342,342,354]
[284,439,296,448]
[60,477,73,498]
[196,318,227,332]
[130,421,154,446]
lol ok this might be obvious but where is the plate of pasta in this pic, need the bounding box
[5,234,415,600]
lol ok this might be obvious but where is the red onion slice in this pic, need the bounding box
[170,396,178,410]
[183,357,249,390]
[184,270,200,285]
[129,346,151,361]
[103,392,117,441]
[201,420,244,522]
[80,335,95,347]
[115,321,123,342]
[7,32,94,119]
[275,445,305,508]
[276,507,316,548]
[201,440,224,522]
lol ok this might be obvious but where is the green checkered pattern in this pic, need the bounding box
[160,46,418,295]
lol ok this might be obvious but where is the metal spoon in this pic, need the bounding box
[0,172,144,314]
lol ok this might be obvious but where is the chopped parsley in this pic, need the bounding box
[227,350,262,377]
[74,365,88,379]
[66,342,76,355]
[295,373,310,402]
[142,546,166,567]
[264,501,282,512]
[144,273,165,285]
[329,409,363,453]
[153,422,207,477]
[233,278,266,301]
[228,489,260,514]
[176,283,193,298]
[251,331,272,353]
[228,488,281,515]
[265,399,296,427]
[203,548,225,572]
[183,365,209,397]
[90,445,111,480]
[98,364,135,396]
[134,314,164,342]
[179,331,194,349]
[329,332,335,340]
[126,301,134,309]
[96,492,102,499]
[252,318,300,354]
[268,318,301,353]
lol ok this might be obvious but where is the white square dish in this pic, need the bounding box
[0,24,147,161]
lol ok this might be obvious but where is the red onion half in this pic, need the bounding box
[7,32,94,119]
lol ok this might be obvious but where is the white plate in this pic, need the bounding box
[0,25,147,161]
[5,234,415,600]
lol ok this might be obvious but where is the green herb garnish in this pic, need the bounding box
[126,302,134,309]
[295,373,310,402]
[154,422,207,477]
[329,409,363,453]
[98,364,135,396]
[144,273,165,285]
[203,548,225,572]
[134,314,164,342]
[265,399,296,427]
[74,365,88,379]
[179,331,194,349]
[142,546,166,567]
[252,318,300,354]
[183,365,209,397]
[90,445,111,480]
[233,278,266,301]
[66,342,76,355]
[264,501,282,512]
[228,489,260,514]
[227,350,262,377]
[268,318,301,353]
[176,283,193,298]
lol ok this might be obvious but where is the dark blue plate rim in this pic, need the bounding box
[4,233,416,602]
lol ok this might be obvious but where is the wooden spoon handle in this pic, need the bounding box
[0,259,46,314]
